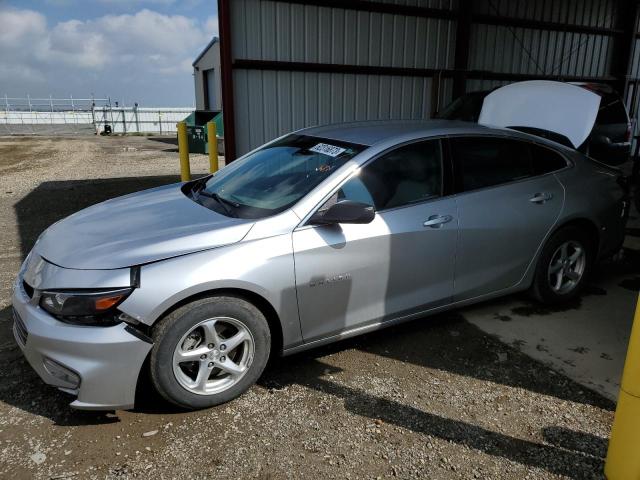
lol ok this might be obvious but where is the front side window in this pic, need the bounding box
[187,135,366,219]
[335,140,443,211]
[451,137,533,192]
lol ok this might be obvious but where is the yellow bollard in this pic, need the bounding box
[605,294,640,479]
[177,121,191,182]
[207,121,219,174]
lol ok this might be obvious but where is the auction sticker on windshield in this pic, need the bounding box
[309,143,346,157]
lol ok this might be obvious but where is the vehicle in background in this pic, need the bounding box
[437,82,632,166]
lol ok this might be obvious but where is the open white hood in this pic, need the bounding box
[478,80,601,148]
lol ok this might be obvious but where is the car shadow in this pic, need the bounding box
[261,310,614,410]
[257,314,610,479]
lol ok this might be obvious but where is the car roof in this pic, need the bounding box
[297,119,573,152]
[299,120,497,146]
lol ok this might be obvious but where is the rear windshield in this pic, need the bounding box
[187,134,366,219]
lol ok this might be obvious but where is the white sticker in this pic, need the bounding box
[309,143,346,157]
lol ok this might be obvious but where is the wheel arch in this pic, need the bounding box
[519,216,601,291]
[549,217,600,255]
[151,288,284,356]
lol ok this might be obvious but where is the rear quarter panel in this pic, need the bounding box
[553,152,627,258]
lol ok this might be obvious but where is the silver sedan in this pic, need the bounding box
[12,120,628,410]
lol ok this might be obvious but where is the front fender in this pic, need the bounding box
[118,234,302,349]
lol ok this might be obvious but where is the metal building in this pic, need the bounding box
[217,0,640,160]
[193,37,223,111]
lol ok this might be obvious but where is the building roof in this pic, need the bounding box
[192,36,219,67]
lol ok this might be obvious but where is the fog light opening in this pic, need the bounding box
[42,358,80,389]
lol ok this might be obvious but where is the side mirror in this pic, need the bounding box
[309,200,375,225]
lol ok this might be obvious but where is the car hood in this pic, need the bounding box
[478,80,601,148]
[34,183,254,270]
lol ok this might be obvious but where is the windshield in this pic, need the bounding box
[186,134,366,219]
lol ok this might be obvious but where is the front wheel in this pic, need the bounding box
[150,296,271,410]
[530,226,593,305]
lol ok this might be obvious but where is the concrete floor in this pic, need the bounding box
[466,261,637,401]
[466,190,639,402]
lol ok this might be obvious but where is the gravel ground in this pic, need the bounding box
[0,135,628,479]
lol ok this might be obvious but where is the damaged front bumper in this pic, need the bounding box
[11,254,153,410]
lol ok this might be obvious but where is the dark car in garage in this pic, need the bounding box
[437,83,632,166]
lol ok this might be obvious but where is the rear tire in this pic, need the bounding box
[530,226,594,305]
[150,295,271,410]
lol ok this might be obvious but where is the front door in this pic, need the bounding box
[292,139,458,342]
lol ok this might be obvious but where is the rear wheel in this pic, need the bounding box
[150,296,271,410]
[530,226,593,305]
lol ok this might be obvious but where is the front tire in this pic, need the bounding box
[530,226,593,305]
[150,295,271,410]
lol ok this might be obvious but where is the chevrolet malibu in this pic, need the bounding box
[12,84,628,410]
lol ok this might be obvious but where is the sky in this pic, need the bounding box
[0,0,218,107]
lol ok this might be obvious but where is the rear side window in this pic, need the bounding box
[596,94,628,125]
[451,137,533,192]
[337,140,443,210]
[529,144,567,175]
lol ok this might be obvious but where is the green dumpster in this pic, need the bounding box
[181,110,223,154]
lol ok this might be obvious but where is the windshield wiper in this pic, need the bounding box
[190,176,209,195]
[197,190,239,218]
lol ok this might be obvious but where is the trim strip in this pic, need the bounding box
[233,59,455,78]
[279,0,456,21]
[233,59,618,85]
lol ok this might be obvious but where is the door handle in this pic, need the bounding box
[423,214,453,228]
[529,192,553,204]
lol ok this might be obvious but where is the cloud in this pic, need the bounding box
[0,8,47,47]
[0,7,218,105]
[205,15,218,37]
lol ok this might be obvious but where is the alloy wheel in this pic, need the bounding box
[547,240,586,295]
[172,316,255,395]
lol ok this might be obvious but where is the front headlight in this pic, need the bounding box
[40,288,133,325]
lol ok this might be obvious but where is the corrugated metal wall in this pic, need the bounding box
[625,8,640,150]
[474,0,616,25]
[226,0,635,157]
[230,0,456,154]
[234,70,441,153]
[231,0,456,67]
[469,0,617,81]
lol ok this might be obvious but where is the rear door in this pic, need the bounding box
[450,136,566,301]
